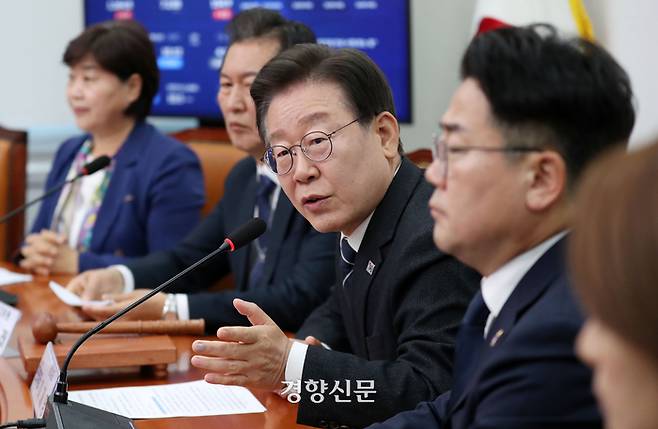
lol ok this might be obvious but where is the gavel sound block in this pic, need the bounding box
[18,314,206,378]
[31,312,205,344]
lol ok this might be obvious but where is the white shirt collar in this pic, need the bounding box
[257,162,280,186]
[341,212,375,253]
[481,231,567,322]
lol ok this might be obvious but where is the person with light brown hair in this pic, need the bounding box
[571,140,658,429]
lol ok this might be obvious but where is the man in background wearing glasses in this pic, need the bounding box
[191,44,479,428]
[368,24,635,429]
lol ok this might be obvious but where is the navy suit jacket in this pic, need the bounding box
[294,158,479,428]
[369,238,602,429]
[30,122,205,271]
[126,156,337,332]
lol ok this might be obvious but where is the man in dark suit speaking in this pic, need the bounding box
[190,45,479,428]
[368,24,635,429]
[65,9,336,333]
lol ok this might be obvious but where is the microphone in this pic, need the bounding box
[0,155,111,307]
[78,155,111,176]
[43,218,266,429]
[0,155,111,225]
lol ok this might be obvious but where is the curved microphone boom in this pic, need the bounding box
[0,155,111,307]
[0,155,111,225]
[44,218,266,429]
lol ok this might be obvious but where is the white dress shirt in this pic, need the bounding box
[481,231,567,337]
[284,211,375,384]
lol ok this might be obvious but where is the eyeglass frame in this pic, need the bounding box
[431,132,544,180]
[263,117,364,176]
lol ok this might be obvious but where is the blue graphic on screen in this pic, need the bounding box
[84,0,411,123]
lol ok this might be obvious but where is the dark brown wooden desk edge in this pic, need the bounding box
[0,263,311,428]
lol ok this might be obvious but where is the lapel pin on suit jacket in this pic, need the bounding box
[366,260,375,275]
[490,328,504,347]
[123,194,135,203]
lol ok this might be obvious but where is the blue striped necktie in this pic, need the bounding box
[248,175,276,289]
[339,237,357,288]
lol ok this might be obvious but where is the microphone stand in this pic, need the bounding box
[0,156,111,306]
[0,155,110,225]
[0,182,74,225]
[45,242,231,429]
[44,218,265,429]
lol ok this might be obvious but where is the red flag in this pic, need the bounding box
[472,0,595,40]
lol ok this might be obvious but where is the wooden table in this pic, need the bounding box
[0,264,311,428]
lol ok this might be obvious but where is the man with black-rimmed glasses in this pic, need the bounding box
[370,23,634,429]
[190,44,479,429]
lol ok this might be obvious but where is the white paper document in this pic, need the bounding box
[0,267,32,286]
[49,281,110,307]
[68,380,266,419]
[0,300,21,355]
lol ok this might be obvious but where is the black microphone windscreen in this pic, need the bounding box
[82,155,111,175]
[227,218,266,250]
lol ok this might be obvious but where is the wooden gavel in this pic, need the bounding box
[32,312,205,344]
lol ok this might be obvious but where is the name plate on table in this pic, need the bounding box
[30,341,59,418]
[0,300,21,355]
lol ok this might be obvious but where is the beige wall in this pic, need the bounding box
[588,0,658,148]
[0,1,82,127]
[400,0,476,151]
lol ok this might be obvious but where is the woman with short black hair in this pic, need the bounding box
[21,20,205,274]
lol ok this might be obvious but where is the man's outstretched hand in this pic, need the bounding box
[191,299,293,391]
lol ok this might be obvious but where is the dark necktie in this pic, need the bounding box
[448,291,490,412]
[339,237,357,288]
[248,175,276,289]
[462,291,490,328]
[255,175,276,249]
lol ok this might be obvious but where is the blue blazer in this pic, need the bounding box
[125,156,337,332]
[30,121,205,271]
[369,238,602,429]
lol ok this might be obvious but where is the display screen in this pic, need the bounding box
[84,0,411,123]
